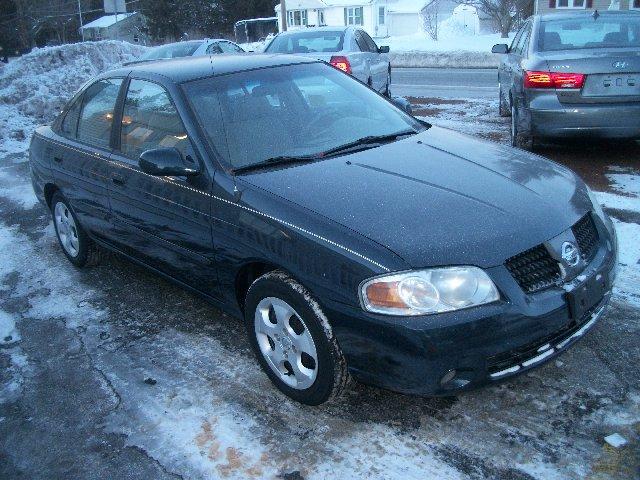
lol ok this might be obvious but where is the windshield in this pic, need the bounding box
[265,31,345,53]
[539,16,640,51]
[140,42,202,60]
[183,63,423,170]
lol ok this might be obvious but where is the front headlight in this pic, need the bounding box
[360,267,500,316]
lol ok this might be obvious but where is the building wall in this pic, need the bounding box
[276,5,380,37]
[388,12,421,35]
[536,0,635,15]
[86,14,148,45]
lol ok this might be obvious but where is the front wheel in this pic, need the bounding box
[384,69,391,97]
[244,270,350,405]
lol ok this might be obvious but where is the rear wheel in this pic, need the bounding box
[511,103,534,151]
[51,192,102,267]
[498,86,510,117]
[245,270,350,405]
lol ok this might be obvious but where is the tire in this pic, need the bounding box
[51,192,102,267]
[498,86,510,117]
[510,102,534,151]
[384,68,391,97]
[244,270,350,405]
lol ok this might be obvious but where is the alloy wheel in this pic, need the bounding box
[254,297,318,390]
[54,202,79,257]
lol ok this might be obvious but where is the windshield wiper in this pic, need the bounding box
[231,130,419,174]
[232,154,319,174]
[320,130,417,158]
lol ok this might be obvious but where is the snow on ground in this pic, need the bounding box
[0,41,146,156]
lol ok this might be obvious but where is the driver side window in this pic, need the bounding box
[120,79,190,161]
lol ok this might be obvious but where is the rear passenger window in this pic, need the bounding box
[77,78,122,148]
[60,96,82,138]
[120,79,190,160]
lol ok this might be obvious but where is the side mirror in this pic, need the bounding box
[390,95,412,115]
[491,44,509,54]
[378,45,390,53]
[139,147,199,177]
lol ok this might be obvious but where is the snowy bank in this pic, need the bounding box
[390,51,499,68]
[0,41,146,156]
[380,31,513,68]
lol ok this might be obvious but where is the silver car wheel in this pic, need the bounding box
[511,105,517,145]
[254,297,318,390]
[54,201,80,257]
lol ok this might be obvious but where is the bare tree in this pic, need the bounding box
[459,0,528,38]
[421,0,439,41]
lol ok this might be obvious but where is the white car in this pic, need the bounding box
[137,39,245,62]
[264,26,391,97]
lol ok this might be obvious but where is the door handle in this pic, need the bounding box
[53,156,62,163]
[111,173,126,185]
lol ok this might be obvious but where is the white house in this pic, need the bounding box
[274,0,428,38]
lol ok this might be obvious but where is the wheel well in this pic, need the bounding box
[235,262,277,313]
[43,183,59,209]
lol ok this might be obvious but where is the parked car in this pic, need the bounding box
[264,26,391,96]
[492,11,640,150]
[134,39,245,63]
[30,55,617,405]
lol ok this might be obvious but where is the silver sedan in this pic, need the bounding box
[264,26,391,96]
[492,11,640,150]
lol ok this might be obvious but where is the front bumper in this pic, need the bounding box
[323,221,617,396]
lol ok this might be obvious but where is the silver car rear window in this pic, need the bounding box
[539,16,640,51]
[266,31,345,54]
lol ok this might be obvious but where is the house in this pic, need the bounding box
[534,0,640,15]
[274,0,429,38]
[80,11,148,44]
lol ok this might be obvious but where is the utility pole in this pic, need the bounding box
[77,0,85,41]
[280,0,287,31]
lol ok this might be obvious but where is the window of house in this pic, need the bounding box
[556,0,586,8]
[378,6,385,25]
[77,78,122,149]
[344,7,364,26]
[318,10,326,26]
[632,0,640,9]
[287,10,308,27]
[120,79,190,160]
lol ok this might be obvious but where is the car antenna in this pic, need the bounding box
[592,9,599,20]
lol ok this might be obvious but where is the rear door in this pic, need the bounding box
[348,30,370,85]
[51,78,123,236]
[107,77,219,296]
[360,30,387,92]
[538,15,640,104]
[504,21,532,101]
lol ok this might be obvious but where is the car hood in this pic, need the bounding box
[239,126,590,268]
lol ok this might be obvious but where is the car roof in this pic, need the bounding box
[275,26,352,36]
[107,54,321,83]
[537,10,640,22]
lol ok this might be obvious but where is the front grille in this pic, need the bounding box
[505,244,561,294]
[572,213,599,263]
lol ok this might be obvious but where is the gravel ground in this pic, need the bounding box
[1,98,639,480]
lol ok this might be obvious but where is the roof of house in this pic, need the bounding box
[387,0,428,14]
[81,12,136,30]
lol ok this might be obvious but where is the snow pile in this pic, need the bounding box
[381,31,512,68]
[0,41,147,156]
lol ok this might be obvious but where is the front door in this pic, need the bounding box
[107,78,219,297]
[376,5,387,38]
